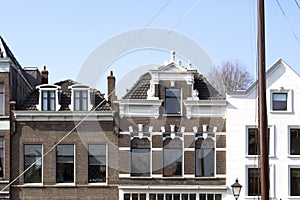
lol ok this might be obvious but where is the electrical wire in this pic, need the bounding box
[276,0,300,47]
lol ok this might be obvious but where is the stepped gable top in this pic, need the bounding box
[19,79,111,111]
[122,72,224,100]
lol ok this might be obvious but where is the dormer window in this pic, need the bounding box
[69,85,92,111]
[36,85,61,111]
[74,90,88,111]
[42,90,55,111]
[165,88,181,114]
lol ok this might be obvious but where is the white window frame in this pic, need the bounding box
[289,165,300,197]
[194,134,216,178]
[270,89,293,113]
[130,133,152,178]
[288,126,300,157]
[87,143,108,185]
[55,144,75,186]
[36,84,61,111]
[245,125,275,157]
[162,132,184,178]
[0,137,4,180]
[68,84,92,111]
[245,164,275,199]
[23,144,43,186]
[0,84,4,116]
[164,87,182,116]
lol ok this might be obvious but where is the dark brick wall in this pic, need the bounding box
[11,120,119,199]
[11,186,119,200]
[216,135,226,148]
[184,151,194,174]
[216,151,226,174]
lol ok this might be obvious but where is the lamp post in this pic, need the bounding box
[231,179,242,200]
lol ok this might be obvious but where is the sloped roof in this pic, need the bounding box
[122,72,224,100]
[19,79,111,111]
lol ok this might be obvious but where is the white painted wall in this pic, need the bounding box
[226,60,300,199]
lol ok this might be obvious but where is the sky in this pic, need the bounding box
[1,0,300,97]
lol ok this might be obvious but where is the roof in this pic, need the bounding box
[122,72,224,100]
[19,79,111,111]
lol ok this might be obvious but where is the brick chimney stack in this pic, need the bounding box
[41,66,49,84]
[107,71,116,104]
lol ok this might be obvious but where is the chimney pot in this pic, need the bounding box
[41,65,49,84]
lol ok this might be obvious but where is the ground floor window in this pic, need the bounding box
[123,193,222,200]
[290,168,300,196]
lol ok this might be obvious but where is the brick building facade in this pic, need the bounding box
[115,52,227,200]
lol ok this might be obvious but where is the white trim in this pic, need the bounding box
[270,88,293,113]
[245,125,275,157]
[36,84,61,111]
[245,164,275,198]
[288,165,300,197]
[68,85,93,111]
[13,111,113,121]
[0,121,9,130]
[119,147,130,151]
[118,184,227,190]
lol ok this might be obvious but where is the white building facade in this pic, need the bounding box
[226,59,300,199]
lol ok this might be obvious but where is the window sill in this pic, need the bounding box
[288,155,300,158]
[163,114,182,117]
[0,180,9,183]
[288,196,300,199]
[54,183,76,187]
[245,155,276,158]
[87,182,108,186]
[22,183,43,187]
[270,110,292,114]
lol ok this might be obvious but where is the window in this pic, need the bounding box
[195,137,215,177]
[163,133,182,177]
[290,129,300,155]
[247,128,270,155]
[272,92,287,111]
[165,88,181,114]
[0,138,4,179]
[88,144,106,183]
[290,168,300,196]
[123,193,221,200]
[42,90,55,111]
[248,168,261,196]
[74,90,88,111]
[131,136,150,177]
[0,84,4,115]
[24,144,42,183]
[56,144,74,183]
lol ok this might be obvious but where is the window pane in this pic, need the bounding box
[140,194,146,200]
[272,93,287,110]
[24,144,42,183]
[291,168,300,196]
[149,194,156,200]
[163,138,182,177]
[88,144,106,183]
[131,138,150,177]
[124,194,130,200]
[157,194,164,200]
[56,145,74,183]
[248,128,270,155]
[207,194,214,200]
[215,194,222,200]
[0,84,3,115]
[290,129,300,155]
[199,194,206,200]
[166,194,172,200]
[248,168,261,196]
[0,138,4,178]
[132,194,138,200]
[165,88,181,114]
[189,194,196,200]
[182,194,188,200]
[195,138,215,177]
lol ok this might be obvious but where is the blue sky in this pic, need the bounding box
[1,0,300,97]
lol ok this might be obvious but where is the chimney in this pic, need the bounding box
[41,66,49,84]
[107,71,116,104]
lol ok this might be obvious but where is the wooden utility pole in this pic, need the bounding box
[257,0,269,199]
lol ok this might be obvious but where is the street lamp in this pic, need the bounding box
[231,178,242,200]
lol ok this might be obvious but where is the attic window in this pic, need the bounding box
[69,85,92,111]
[36,84,61,111]
[270,89,292,113]
[165,88,181,114]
